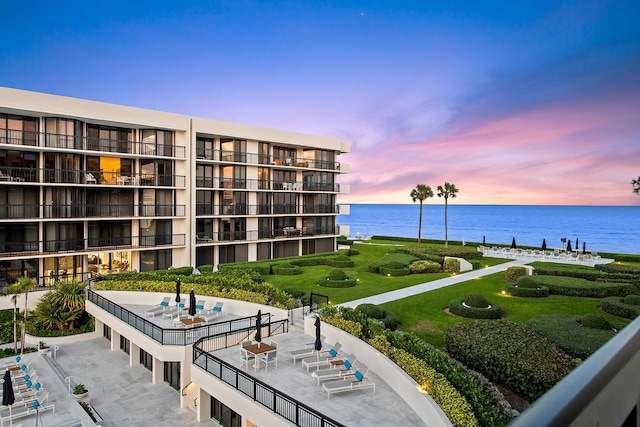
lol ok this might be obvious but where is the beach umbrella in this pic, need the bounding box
[314,316,322,351]
[175,279,181,305]
[2,369,15,426]
[511,237,516,249]
[541,239,547,251]
[255,309,262,345]
[188,289,196,317]
[482,236,486,246]
[566,239,572,252]
[583,242,586,254]
[576,238,579,249]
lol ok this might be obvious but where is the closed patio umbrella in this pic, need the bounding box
[541,239,547,251]
[2,369,15,426]
[255,310,262,346]
[175,279,181,305]
[583,242,586,254]
[188,290,196,317]
[314,316,322,351]
[511,237,516,249]
[566,239,572,252]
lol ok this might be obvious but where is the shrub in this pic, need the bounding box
[517,277,538,288]
[527,315,617,359]
[197,264,214,274]
[444,258,460,273]
[283,287,304,298]
[409,260,442,274]
[536,275,637,298]
[329,269,347,280]
[613,254,640,263]
[367,253,418,273]
[504,283,549,298]
[271,263,302,275]
[445,320,579,401]
[449,298,503,320]
[355,303,385,319]
[581,313,614,331]
[383,330,516,426]
[465,293,490,308]
[624,295,640,305]
[327,255,355,268]
[347,248,360,256]
[379,265,411,276]
[600,297,640,320]
[380,311,400,330]
[595,263,640,275]
[505,266,526,283]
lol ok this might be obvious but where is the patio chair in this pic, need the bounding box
[0,170,14,181]
[145,297,171,317]
[311,358,357,385]
[302,343,342,372]
[321,368,375,399]
[239,347,254,371]
[162,305,180,318]
[85,172,97,184]
[288,336,326,363]
[195,299,206,313]
[260,349,278,372]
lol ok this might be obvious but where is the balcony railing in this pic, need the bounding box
[87,290,274,346]
[0,129,186,158]
[195,226,340,244]
[193,335,342,427]
[0,204,186,220]
[0,234,186,257]
[195,204,337,216]
[195,177,339,192]
[194,149,340,171]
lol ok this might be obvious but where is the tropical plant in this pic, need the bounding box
[73,383,88,394]
[15,277,35,354]
[437,182,459,247]
[632,176,640,194]
[410,183,434,246]
[31,280,87,331]
[3,283,21,353]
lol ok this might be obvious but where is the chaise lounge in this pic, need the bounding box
[145,297,171,317]
[311,358,358,385]
[301,343,342,372]
[321,368,375,399]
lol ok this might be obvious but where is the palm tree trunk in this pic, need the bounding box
[21,291,28,354]
[418,201,423,245]
[444,200,449,247]
[12,304,17,354]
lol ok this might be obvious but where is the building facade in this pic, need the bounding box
[0,87,350,287]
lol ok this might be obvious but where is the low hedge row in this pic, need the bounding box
[409,260,442,273]
[526,314,618,359]
[445,320,579,401]
[382,330,516,427]
[379,266,411,276]
[536,275,637,298]
[613,254,640,263]
[600,297,640,320]
[505,266,526,283]
[367,253,418,273]
[319,278,357,288]
[370,335,479,427]
[444,258,460,273]
[504,283,549,297]
[271,263,302,275]
[449,299,503,319]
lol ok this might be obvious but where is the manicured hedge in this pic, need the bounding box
[505,266,526,283]
[504,277,549,297]
[536,275,637,298]
[318,268,357,288]
[445,320,579,401]
[601,297,640,320]
[367,253,418,273]
[379,266,411,276]
[271,263,302,275]
[370,335,479,427]
[449,297,503,320]
[326,255,355,268]
[382,331,516,427]
[624,295,640,305]
[409,260,442,273]
[595,263,640,275]
[444,258,460,273]
[612,254,640,263]
[526,314,618,359]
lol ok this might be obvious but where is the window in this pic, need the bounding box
[210,396,241,427]
[220,165,245,189]
[257,192,271,214]
[0,114,38,146]
[196,137,214,159]
[196,191,213,215]
[257,167,269,189]
[87,124,132,153]
[142,129,173,156]
[45,222,84,252]
[196,165,214,188]
[140,348,153,371]
[141,159,173,186]
[220,138,246,163]
[218,244,248,264]
[273,193,296,214]
[120,335,130,355]
[220,191,246,215]
[258,217,271,239]
[87,221,131,247]
[140,249,172,271]
[164,361,180,391]
[273,145,296,165]
[258,142,270,164]
[139,219,172,246]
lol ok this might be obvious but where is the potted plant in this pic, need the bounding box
[38,341,50,356]
[73,383,89,400]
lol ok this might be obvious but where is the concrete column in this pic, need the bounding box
[152,357,163,385]
[197,387,210,423]
[110,330,121,352]
[130,342,140,366]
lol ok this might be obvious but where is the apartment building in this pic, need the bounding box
[0,87,350,288]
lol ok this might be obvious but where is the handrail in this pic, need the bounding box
[192,322,343,427]
[87,290,266,346]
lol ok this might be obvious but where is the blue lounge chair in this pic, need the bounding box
[145,297,171,317]
[311,358,358,385]
[302,343,342,371]
[321,368,375,399]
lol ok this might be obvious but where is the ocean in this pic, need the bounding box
[337,204,640,255]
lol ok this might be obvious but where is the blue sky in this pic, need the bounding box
[1,1,639,204]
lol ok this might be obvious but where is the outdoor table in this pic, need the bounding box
[180,318,204,327]
[243,343,276,371]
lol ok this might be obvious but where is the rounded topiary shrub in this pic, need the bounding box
[355,303,385,319]
[505,266,526,283]
[197,264,214,274]
[623,295,640,305]
[327,255,355,268]
[449,294,503,319]
[328,269,347,280]
[380,311,400,330]
[409,260,441,274]
[272,263,302,275]
[444,258,460,273]
[347,248,360,256]
[319,269,357,288]
[505,277,550,297]
[581,313,614,331]
[464,293,491,308]
[379,261,410,276]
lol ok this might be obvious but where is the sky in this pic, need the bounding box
[1,1,639,205]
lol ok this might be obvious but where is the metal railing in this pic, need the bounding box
[192,323,342,427]
[195,204,338,216]
[195,177,340,192]
[87,290,272,346]
[0,234,186,257]
[0,204,186,219]
[194,226,340,244]
[195,150,340,171]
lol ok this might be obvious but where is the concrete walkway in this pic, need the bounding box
[341,260,523,308]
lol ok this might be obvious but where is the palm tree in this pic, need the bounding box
[437,182,459,247]
[4,283,21,353]
[15,277,35,354]
[410,184,434,246]
[632,176,640,194]
[50,279,86,330]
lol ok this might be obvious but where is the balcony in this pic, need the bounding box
[193,149,341,171]
[0,204,186,220]
[195,226,340,244]
[195,177,339,192]
[0,129,186,158]
[0,234,186,258]
[195,204,338,216]
[0,167,186,187]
